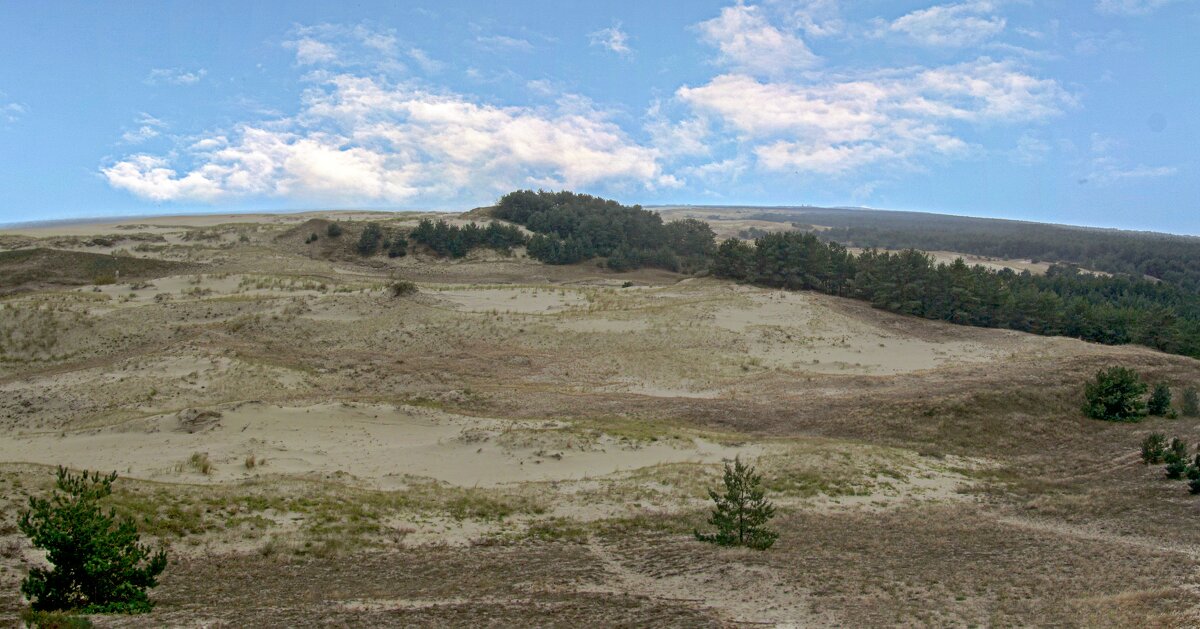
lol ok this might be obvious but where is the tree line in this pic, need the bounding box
[494,190,715,272]
[757,207,1200,291]
[713,231,1200,359]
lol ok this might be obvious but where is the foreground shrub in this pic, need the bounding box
[1082,366,1147,421]
[19,468,167,614]
[326,222,342,237]
[695,457,778,550]
[1141,433,1168,465]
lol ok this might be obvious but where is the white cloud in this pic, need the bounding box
[775,0,844,38]
[1095,0,1181,16]
[696,3,819,76]
[885,1,1006,48]
[1011,133,1050,164]
[407,48,443,74]
[119,113,167,145]
[104,75,674,204]
[287,37,339,65]
[476,35,534,52]
[677,58,1073,175]
[1,101,25,123]
[1087,157,1177,183]
[589,24,633,56]
[145,67,207,85]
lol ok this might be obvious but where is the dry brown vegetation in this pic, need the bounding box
[1,210,1199,627]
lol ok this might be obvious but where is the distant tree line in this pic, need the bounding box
[713,231,1200,359]
[765,208,1200,291]
[494,190,716,272]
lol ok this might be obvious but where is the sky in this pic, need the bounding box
[0,0,1197,233]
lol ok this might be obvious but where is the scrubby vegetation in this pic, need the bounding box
[19,468,167,614]
[1082,367,1147,421]
[494,190,715,272]
[1141,433,1167,464]
[694,457,777,550]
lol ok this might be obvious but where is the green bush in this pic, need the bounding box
[1082,366,1147,421]
[326,222,343,237]
[356,222,383,256]
[694,457,778,550]
[388,234,408,258]
[1182,388,1199,417]
[1188,464,1200,494]
[19,468,167,614]
[1140,433,1168,465]
[1165,447,1189,480]
[1148,383,1173,416]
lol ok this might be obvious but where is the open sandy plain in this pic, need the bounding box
[1,210,1199,627]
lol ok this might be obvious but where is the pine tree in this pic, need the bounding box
[19,468,167,613]
[695,457,778,550]
[1181,388,1198,417]
[1082,366,1147,421]
[1141,433,1167,465]
[1148,383,1173,416]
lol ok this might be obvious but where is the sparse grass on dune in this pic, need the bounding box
[2,213,1200,626]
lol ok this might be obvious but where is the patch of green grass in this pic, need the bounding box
[19,609,94,629]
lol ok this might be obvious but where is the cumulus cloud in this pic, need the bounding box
[104,75,675,204]
[696,3,819,76]
[145,67,207,85]
[884,1,1006,48]
[589,24,633,56]
[677,58,1074,175]
[1095,0,1181,16]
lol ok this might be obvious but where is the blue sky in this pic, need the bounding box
[0,0,1197,233]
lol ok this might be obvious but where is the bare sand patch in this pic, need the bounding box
[433,286,589,313]
[710,290,1007,374]
[0,403,761,488]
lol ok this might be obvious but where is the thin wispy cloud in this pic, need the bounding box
[1095,0,1183,16]
[475,34,534,52]
[881,1,1006,48]
[1,101,25,124]
[589,24,633,56]
[145,67,207,86]
[119,113,167,145]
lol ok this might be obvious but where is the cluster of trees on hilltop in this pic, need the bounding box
[409,219,527,258]
[748,207,1200,291]
[714,232,1200,358]
[494,190,715,272]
